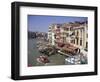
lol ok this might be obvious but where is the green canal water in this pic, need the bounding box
[28,39,66,67]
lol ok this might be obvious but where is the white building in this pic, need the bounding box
[48,22,88,50]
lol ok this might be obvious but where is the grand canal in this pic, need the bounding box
[28,38,87,67]
[28,39,66,67]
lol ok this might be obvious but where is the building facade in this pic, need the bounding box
[48,22,88,50]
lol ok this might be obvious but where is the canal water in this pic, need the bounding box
[28,39,66,67]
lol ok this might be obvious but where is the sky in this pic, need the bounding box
[28,15,87,32]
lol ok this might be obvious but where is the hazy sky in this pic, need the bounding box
[28,15,87,32]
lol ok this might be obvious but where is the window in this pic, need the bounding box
[86,42,88,49]
[80,39,82,46]
[66,33,69,37]
[76,38,78,45]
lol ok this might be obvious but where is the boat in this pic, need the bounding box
[56,41,80,55]
[36,55,49,63]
